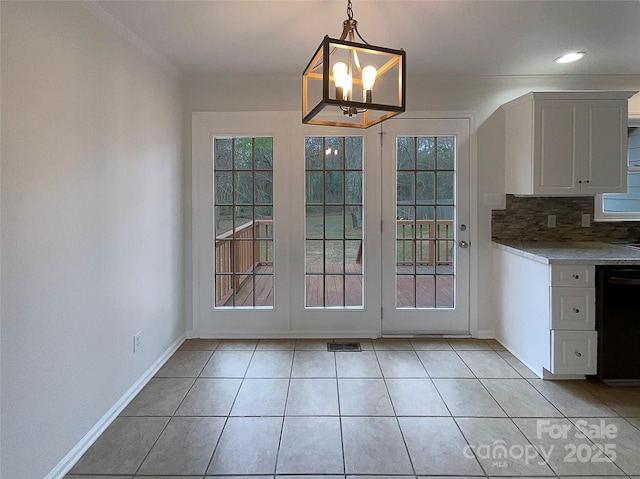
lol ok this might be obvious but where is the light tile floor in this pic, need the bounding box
[67,338,640,479]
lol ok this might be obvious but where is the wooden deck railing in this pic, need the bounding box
[215,220,273,305]
[397,219,454,265]
[215,218,453,304]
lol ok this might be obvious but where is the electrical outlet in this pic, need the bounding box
[582,214,591,227]
[547,214,556,228]
[133,331,142,353]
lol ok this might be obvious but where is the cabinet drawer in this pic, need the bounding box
[550,287,595,330]
[551,330,597,375]
[550,265,594,287]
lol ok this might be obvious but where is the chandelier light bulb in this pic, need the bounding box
[332,62,351,100]
[333,62,349,85]
[362,65,377,91]
[362,65,377,102]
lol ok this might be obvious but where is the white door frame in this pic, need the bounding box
[288,124,382,338]
[380,114,478,336]
[191,111,478,338]
[191,112,382,337]
[191,112,293,337]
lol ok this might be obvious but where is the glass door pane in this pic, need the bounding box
[396,135,456,309]
[305,136,364,308]
[213,137,273,308]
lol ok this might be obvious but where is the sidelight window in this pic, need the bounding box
[213,137,273,308]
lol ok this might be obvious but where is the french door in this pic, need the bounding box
[381,118,471,334]
[192,113,470,337]
[288,126,381,336]
[192,113,291,336]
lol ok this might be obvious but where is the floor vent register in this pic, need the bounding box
[327,342,362,352]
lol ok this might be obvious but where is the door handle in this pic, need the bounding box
[608,276,640,286]
[459,240,469,249]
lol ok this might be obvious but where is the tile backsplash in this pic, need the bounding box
[492,195,640,242]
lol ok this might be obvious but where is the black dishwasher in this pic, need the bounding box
[596,266,640,381]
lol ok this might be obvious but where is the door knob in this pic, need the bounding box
[459,240,469,249]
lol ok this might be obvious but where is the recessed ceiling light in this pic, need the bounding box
[555,51,586,64]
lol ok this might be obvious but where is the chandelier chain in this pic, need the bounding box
[346,0,354,20]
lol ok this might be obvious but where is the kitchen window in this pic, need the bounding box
[595,117,640,221]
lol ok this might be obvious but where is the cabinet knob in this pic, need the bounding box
[573,308,580,314]
[577,180,583,184]
[585,180,590,184]
[572,274,580,279]
[575,351,582,358]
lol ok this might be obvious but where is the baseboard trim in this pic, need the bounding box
[192,331,381,339]
[45,333,186,479]
[474,329,496,339]
[187,330,493,340]
[496,336,543,378]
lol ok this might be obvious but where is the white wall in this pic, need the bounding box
[1,2,184,478]
[184,75,639,335]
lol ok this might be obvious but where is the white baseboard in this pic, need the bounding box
[474,329,496,339]
[191,331,380,339]
[45,333,186,479]
[187,331,493,340]
[496,336,543,378]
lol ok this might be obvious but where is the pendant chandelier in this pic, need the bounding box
[302,0,406,129]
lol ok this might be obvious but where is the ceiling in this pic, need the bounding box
[96,0,640,78]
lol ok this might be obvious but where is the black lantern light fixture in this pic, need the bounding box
[302,0,406,128]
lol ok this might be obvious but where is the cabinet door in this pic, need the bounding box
[551,330,597,375]
[534,100,580,194]
[580,100,628,194]
[550,287,595,330]
[550,265,594,287]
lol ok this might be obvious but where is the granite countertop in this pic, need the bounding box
[493,241,640,265]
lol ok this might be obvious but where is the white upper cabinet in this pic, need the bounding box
[504,91,636,195]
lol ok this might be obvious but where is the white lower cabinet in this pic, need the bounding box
[495,248,598,378]
[551,330,597,375]
[550,287,595,330]
[550,264,593,287]
[549,265,596,375]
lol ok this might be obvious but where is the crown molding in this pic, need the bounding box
[80,1,183,79]
[407,74,640,84]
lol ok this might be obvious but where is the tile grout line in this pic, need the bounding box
[333,347,348,476]
[563,416,632,476]
[446,339,525,478]
[202,340,258,476]
[451,340,564,476]
[449,415,490,478]
[454,345,523,379]
[373,345,417,477]
[424,340,491,478]
[128,344,219,477]
[525,377,621,419]
[74,338,637,479]
[170,344,219,416]
[272,343,297,476]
